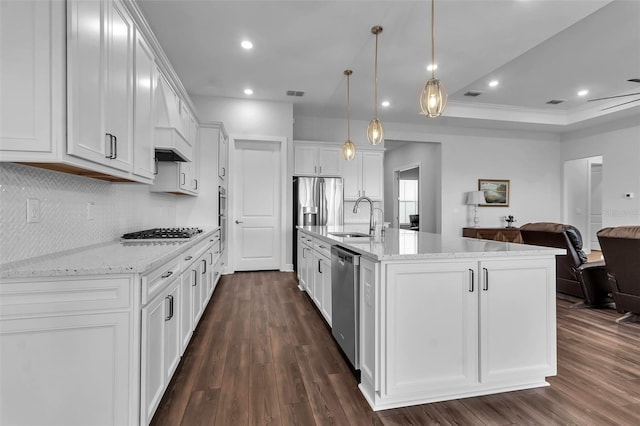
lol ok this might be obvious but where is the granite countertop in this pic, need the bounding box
[298,225,565,261]
[1,227,219,279]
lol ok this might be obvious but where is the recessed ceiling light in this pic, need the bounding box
[244,88,253,95]
[577,89,589,96]
[381,100,390,107]
[427,64,438,71]
[488,80,499,87]
[241,40,253,50]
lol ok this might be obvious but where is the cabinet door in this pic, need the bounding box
[191,264,204,326]
[164,281,181,382]
[133,29,156,179]
[67,0,107,163]
[103,0,133,171]
[479,258,556,384]
[320,253,332,325]
[342,151,362,200]
[384,261,478,397]
[180,271,193,352]
[141,289,166,425]
[189,116,200,193]
[361,151,384,200]
[218,131,228,179]
[0,0,57,154]
[318,148,341,176]
[312,250,323,308]
[1,311,131,426]
[294,146,318,175]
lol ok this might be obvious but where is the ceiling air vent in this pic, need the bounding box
[628,78,640,83]
[464,90,482,97]
[286,90,305,97]
[546,99,565,105]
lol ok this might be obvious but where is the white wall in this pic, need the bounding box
[383,142,441,233]
[192,96,295,269]
[561,116,640,227]
[294,115,563,238]
[0,163,177,264]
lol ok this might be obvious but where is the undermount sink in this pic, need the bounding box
[328,231,372,238]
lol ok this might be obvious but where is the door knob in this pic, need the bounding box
[235,220,243,224]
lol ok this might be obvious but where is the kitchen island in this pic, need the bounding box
[298,225,564,411]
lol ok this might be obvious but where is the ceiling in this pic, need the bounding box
[137,0,640,131]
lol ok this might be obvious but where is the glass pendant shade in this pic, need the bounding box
[420,77,448,118]
[367,118,384,145]
[343,139,356,160]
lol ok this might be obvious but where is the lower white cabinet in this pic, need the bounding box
[361,256,557,410]
[0,276,135,426]
[141,275,181,425]
[297,231,333,326]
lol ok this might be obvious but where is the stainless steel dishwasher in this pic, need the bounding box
[331,245,360,370]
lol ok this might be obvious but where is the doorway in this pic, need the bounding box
[563,155,603,253]
[231,136,287,271]
[395,166,420,230]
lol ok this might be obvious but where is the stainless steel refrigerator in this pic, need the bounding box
[293,176,343,271]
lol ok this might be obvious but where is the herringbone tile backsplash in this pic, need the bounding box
[0,163,177,264]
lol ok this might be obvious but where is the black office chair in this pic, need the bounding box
[409,214,419,231]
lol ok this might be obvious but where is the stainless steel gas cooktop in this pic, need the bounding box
[121,227,203,241]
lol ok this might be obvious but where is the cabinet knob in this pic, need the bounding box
[235,220,243,224]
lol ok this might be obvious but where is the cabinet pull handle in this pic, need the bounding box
[302,248,306,259]
[154,157,159,175]
[181,173,186,185]
[202,259,207,274]
[184,256,193,261]
[113,134,117,159]
[161,271,173,279]
[209,253,213,264]
[319,166,322,174]
[314,165,317,174]
[319,245,326,249]
[165,295,174,321]
[192,269,197,286]
[483,268,489,291]
[468,269,474,292]
[194,179,198,190]
[318,259,322,273]
[105,133,113,158]
[222,167,226,177]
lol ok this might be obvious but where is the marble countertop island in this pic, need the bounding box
[298,225,565,261]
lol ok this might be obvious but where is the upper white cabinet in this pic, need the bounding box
[67,0,134,172]
[132,29,157,180]
[218,129,228,181]
[0,0,63,156]
[294,142,341,176]
[343,151,384,201]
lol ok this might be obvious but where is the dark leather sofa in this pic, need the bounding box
[520,222,612,307]
[597,226,640,323]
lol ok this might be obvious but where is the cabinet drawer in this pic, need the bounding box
[313,238,332,258]
[141,257,181,305]
[0,276,132,317]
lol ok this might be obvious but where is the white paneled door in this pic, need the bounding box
[233,139,283,271]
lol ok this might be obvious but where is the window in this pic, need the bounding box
[399,179,418,225]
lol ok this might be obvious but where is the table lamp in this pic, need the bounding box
[466,191,486,227]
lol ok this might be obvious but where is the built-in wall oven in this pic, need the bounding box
[218,186,227,252]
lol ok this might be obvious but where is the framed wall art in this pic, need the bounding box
[478,179,510,207]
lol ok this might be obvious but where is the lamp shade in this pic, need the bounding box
[466,191,486,205]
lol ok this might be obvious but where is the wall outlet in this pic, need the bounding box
[87,202,95,221]
[26,198,41,223]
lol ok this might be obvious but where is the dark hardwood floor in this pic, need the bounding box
[151,271,640,426]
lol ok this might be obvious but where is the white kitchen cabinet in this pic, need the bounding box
[297,231,333,326]
[67,0,134,172]
[141,275,181,426]
[478,258,557,384]
[180,262,194,352]
[299,234,314,293]
[361,256,556,409]
[343,151,384,201]
[218,128,228,180]
[133,28,157,179]
[384,260,479,397]
[0,0,63,156]
[318,251,332,325]
[294,143,341,176]
[0,276,134,426]
[154,72,192,163]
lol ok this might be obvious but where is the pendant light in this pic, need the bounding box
[342,70,356,161]
[367,26,384,145]
[419,0,447,118]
